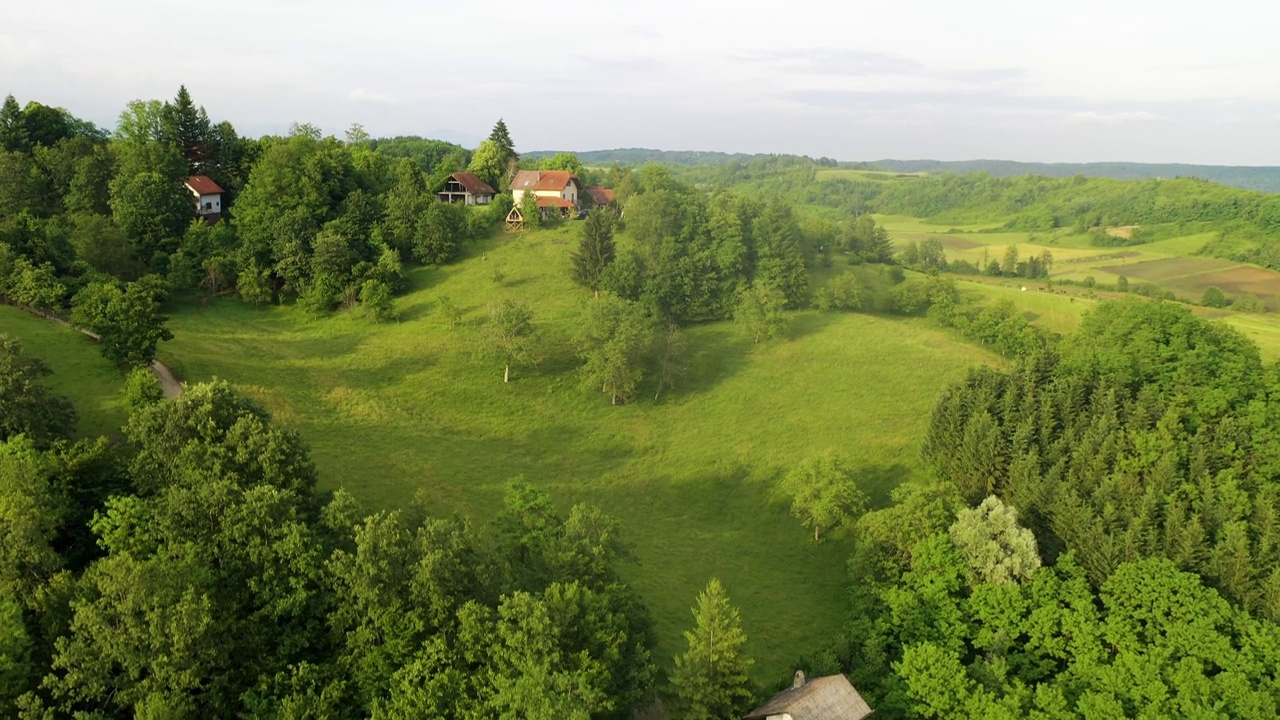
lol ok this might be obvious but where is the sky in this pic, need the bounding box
[4,0,1280,164]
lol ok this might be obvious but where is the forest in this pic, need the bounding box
[5,87,1280,717]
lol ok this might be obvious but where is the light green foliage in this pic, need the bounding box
[121,366,163,413]
[575,294,653,405]
[435,295,463,329]
[7,257,65,314]
[1000,244,1019,276]
[651,323,688,402]
[0,436,63,609]
[1234,293,1267,313]
[71,280,173,367]
[539,152,583,176]
[482,298,538,382]
[359,279,394,323]
[814,269,866,311]
[670,579,755,720]
[779,451,868,542]
[125,380,317,496]
[467,139,508,190]
[948,496,1041,585]
[734,282,788,344]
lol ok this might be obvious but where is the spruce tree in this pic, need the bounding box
[0,94,28,152]
[670,579,754,719]
[570,211,616,297]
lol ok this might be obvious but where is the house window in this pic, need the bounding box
[204,202,212,210]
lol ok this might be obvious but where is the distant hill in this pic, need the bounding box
[867,160,1280,193]
[524,148,855,168]
[525,148,1280,193]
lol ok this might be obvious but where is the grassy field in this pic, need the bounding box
[0,305,128,438]
[877,214,1280,305]
[156,224,1004,681]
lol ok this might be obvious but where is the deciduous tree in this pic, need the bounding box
[482,299,538,383]
[780,451,868,541]
[734,282,788,344]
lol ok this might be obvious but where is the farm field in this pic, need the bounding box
[0,304,128,438]
[153,224,1005,681]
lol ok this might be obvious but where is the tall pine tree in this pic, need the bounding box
[570,211,616,297]
[670,578,755,719]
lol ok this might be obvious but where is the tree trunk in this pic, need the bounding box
[593,288,600,299]
[504,362,510,383]
[815,526,820,542]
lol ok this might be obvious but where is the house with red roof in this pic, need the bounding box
[437,172,497,206]
[184,175,224,221]
[586,186,615,207]
[510,170,582,215]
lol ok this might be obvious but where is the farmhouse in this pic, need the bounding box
[744,672,874,720]
[437,172,496,205]
[511,170,582,211]
[587,185,615,206]
[185,175,223,222]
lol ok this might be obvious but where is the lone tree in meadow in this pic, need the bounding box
[670,579,755,719]
[780,451,869,542]
[570,211,616,297]
[1201,286,1227,308]
[734,282,788,344]
[652,323,689,402]
[576,294,652,405]
[482,298,538,383]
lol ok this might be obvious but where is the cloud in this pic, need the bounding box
[1065,111,1164,124]
[346,88,399,105]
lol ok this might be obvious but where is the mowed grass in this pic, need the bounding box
[0,305,128,438]
[160,225,1004,680]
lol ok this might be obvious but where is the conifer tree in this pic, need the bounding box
[670,579,754,719]
[570,211,615,297]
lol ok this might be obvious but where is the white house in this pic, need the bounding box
[185,175,224,219]
[437,172,496,206]
[510,170,582,215]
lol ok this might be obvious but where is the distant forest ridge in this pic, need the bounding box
[524,149,1280,193]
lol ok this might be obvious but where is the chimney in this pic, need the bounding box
[793,670,806,689]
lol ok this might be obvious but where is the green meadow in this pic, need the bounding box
[146,223,1002,680]
[0,305,127,438]
[25,208,1280,680]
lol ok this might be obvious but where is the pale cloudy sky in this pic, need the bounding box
[4,0,1279,164]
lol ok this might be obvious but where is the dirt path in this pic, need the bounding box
[7,302,183,399]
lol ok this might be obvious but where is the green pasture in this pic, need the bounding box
[156,225,1004,680]
[0,305,128,438]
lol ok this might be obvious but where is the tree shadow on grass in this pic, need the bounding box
[786,310,843,343]
[857,463,914,509]
[672,325,758,398]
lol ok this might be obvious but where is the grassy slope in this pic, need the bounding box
[160,223,1003,679]
[0,305,127,438]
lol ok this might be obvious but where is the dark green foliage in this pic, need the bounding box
[412,200,466,265]
[922,299,1280,618]
[570,210,616,295]
[1202,285,1227,308]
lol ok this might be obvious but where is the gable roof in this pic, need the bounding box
[535,196,575,209]
[587,186,615,205]
[448,172,496,195]
[745,675,873,720]
[511,170,541,191]
[185,175,224,195]
[533,170,580,191]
